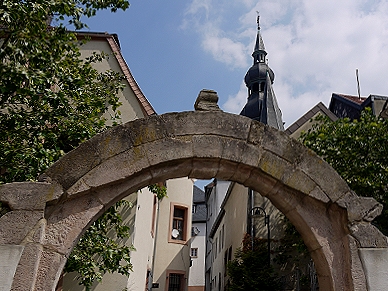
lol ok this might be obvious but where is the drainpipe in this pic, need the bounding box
[148,198,160,291]
[248,188,254,250]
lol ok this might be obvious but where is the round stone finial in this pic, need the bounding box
[194,89,221,111]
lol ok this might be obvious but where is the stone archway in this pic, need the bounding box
[1,104,387,291]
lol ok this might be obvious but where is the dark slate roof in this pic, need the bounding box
[285,102,337,135]
[193,185,205,203]
[192,203,207,222]
[264,73,284,130]
[193,185,206,222]
[329,93,388,120]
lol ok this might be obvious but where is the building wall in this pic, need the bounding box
[188,222,206,291]
[288,111,323,140]
[153,178,194,291]
[79,39,146,123]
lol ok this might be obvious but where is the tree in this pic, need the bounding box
[300,108,388,234]
[0,0,129,183]
[64,200,135,290]
[0,1,146,289]
[227,234,281,291]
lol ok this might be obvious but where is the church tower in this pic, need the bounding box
[240,16,284,130]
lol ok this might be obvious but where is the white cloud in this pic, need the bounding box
[222,81,248,113]
[202,33,249,69]
[184,0,388,125]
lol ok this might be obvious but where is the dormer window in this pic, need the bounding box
[260,54,264,62]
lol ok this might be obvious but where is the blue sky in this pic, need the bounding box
[81,0,388,128]
[78,0,388,189]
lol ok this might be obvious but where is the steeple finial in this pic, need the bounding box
[256,11,260,30]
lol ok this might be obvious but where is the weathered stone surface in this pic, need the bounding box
[228,163,253,186]
[296,150,350,202]
[164,111,251,141]
[350,223,388,248]
[337,191,382,222]
[67,145,150,197]
[44,195,103,254]
[220,138,249,164]
[144,137,193,166]
[192,135,223,159]
[258,150,293,182]
[246,120,265,145]
[0,182,63,210]
[194,89,221,111]
[217,160,240,181]
[150,160,193,184]
[261,125,305,164]
[238,143,263,168]
[244,169,279,197]
[34,249,67,291]
[11,243,41,291]
[359,248,388,291]
[0,211,44,244]
[190,158,219,180]
[282,168,317,196]
[348,235,367,291]
[309,186,330,203]
[0,245,24,291]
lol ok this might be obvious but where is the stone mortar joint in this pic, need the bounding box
[194,89,221,111]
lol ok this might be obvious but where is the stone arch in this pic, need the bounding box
[0,110,386,291]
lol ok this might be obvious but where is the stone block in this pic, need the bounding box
[359,248,388,291]
[95,171,153,206]
[194,89,221,111]
[34,249,67,291]
[261,126,305,164]
[11,243,42,291]
[309,187,330,203]
[45,114,170,190]
[190,158,219,180]
[163,111,251,141]
[246,120,265,145]
[192,135,224,159]
[217,160,240,181]
[297,150,350,202]
[0,182,63,210]
[220,138,248,164]
[229,163,253,186]
[243,169,278,197]
[336,192,382,222]
[347,235,367,291]
[0,211,44,244]
[282,168,317,195]
[0,245,24,291]
[144,136,193,166]
[149,159,193,184]
[258,150,293,181]
[349,223,388,248]
[44,195,103,254]
[238,143,263,168]
[67,145,150,197]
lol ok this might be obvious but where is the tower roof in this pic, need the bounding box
[240,16,284,131]
[254,15,266,53]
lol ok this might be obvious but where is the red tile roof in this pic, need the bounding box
[335,93,366,105]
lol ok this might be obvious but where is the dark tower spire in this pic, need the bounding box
[240,16,284,130]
